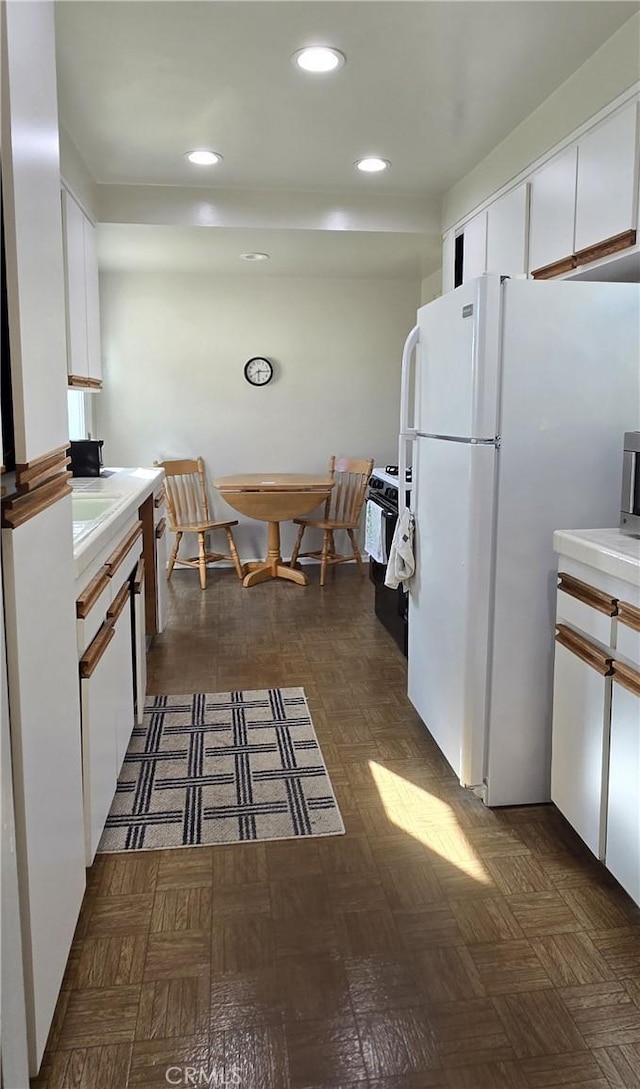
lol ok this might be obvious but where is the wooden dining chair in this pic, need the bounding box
[154,458,244,588]
[289,456,374,586]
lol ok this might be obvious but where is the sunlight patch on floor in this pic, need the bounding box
[368,759,492,885]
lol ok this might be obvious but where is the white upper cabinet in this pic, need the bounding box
[574,102,639,253]
[486,182,530,276]
[442,228,455,294]
[462,211,487,284]
[61,187,102,387]
[83,218,102,383]
[528,147,578,274]
[2,0,70,463]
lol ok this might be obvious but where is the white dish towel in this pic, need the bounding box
[385,508,415,590]
[365,499,387,564]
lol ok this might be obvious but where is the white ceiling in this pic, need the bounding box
[97,223,434,279]
[55,1,638,279]
[55,1,636,195]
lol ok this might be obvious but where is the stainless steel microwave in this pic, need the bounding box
[621,431,640,536]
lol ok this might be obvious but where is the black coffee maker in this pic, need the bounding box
[68,439,104,477]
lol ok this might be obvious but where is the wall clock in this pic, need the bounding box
[244,357,274,386]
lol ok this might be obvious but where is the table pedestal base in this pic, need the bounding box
[242,521,308,587]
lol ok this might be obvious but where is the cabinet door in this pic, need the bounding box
[61,189,88,380]
[83,216,102,384]
[80,623,119,863]
[462,211,487,283]
[442,228,455,294]
[528,147,578,274]
[551,628,611,858]
[575,103,639,252]
[486,183,529,276]
[111,603,135,769]
[2,0,69,465]
[2,495,86,1068]
[606,671,640,906]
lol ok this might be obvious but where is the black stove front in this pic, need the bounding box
[367,479,408,656]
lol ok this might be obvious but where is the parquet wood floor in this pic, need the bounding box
[31,569,640,1089]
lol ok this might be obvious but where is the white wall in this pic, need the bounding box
[443,12,640,229]
[59,125,98,221]
[420,269,442,306]
[96,271,419,561]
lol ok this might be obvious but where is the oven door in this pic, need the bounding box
[367,495,397,584]
[367,496,408,655]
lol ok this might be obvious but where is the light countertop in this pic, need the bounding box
[72,467,164,580]
[553,527,640,587]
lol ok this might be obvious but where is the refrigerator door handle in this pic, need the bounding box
[399,324,419,518]
[400,324,419,438]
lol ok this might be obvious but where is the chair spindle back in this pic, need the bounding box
[324,456,374,526]
[155,458,211,529]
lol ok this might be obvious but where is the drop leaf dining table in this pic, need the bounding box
[213,473,334,587]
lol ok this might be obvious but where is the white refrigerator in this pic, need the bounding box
[399,274,639,806]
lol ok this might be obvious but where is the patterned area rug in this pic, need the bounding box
[98,687,345,852]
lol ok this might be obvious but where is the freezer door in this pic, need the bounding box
[416,274,502,440]
[408,436,496,785]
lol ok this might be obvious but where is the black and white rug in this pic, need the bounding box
[98,688,345,852]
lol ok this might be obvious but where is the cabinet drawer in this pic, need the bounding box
[556,571,616,645]
[105,521,143,594]
[76,565,112,652]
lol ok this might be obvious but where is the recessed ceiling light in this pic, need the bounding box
[240,252,270,262]
[186,150,223,166]
[356,157,390,173]
[293,46,346,73]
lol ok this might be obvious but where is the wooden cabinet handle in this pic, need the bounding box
[574,228,636,268]
[557,573,617,617]
[155,518,166,539]
[105,522,143,576]
[80,622,115,678]
[555,624,613,675]
[612,661,640,698]
[107,581,130,622]
[76,567,110,618]
[531,255,577,280]
[133,558,145,595]
[154,489,165,508]
[618,601,640,634]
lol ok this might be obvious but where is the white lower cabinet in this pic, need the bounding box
[80,591,134,863]
[551,626,612,858]
[551,555,640,907]
[606,668,640,905]
[2,496,86,1070]
[108,587,135,769]
[80,623,119,863]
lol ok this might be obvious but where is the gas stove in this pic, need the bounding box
[371,466,412,489]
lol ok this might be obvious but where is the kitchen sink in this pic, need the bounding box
[71,493,123,543]
[71,495,120,522]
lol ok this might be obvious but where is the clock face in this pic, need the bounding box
[244,357,274,386]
